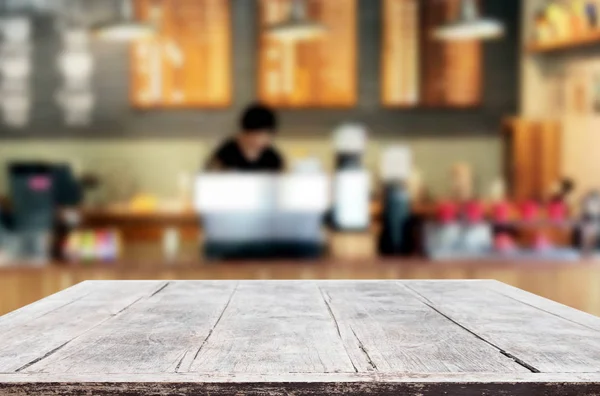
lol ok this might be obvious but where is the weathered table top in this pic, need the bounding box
[2,280,600,395]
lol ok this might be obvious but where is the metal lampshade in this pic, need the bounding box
[93,0,156,41]
[266,0,327,42]
[434,0,504,41]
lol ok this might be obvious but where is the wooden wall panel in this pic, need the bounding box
[442,0,482,107]
[131,0,231,108]
[538,121,562,200]
[383,0,482,108]
[382,0,420,107]
[503,119,562,201]
[258,0,357,108]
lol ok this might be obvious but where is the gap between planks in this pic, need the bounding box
[176,282,240,373]
[399,282,541,374]
[488,287,600,334]
[318,285,376,372]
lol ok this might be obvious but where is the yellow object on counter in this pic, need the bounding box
[130,194,159,212]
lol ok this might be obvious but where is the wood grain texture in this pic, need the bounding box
[486,280,600,332]
[404,280,600,373]
[419,0,482,108]
[2,280,600,395]
[381,0,420,107]
[503,118,562,201]
[319,281,528,373]
[23,281,238,374]
[258,0,357,108]
[188,281,356,373]
[131,0,231,108]
[0,281,167,372]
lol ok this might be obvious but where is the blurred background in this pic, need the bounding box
[2,0,600,316]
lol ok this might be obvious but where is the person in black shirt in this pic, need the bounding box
[207,104,284,172]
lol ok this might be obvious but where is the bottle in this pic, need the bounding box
[163,227,180,264]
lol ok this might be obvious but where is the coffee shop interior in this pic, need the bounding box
[3,0,600,317]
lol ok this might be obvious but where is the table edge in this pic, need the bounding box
[2,373,600,384]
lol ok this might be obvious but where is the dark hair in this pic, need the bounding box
[240,103,278,133]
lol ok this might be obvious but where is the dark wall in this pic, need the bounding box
[0,0,521,139]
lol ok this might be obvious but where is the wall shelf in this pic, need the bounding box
[527,30,600,53]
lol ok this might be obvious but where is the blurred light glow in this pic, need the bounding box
[333,123,368,154]
[94,23,156,41]
[58,52,93,81]
[195,175,275,213]
[277,174,330,212]
[1,94,31,127]
[1,17,31,42]
[381,145,412,182]
[56,27,94,126]
[0,16,32,128]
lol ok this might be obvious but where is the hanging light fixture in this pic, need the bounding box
[434,0,504,41]
[266,0,327,42]
[93,0,156,41]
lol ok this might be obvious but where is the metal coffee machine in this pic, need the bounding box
[332,123,370,231]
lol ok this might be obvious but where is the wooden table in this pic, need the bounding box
[1,280,600,394]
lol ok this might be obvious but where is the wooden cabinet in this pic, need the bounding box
[503,119,562,201]
[382,0,420,107]
[382,0,482,108]
[131,0,231,108]
[258,0,357,108]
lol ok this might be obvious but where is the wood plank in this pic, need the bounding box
[0,281,96,329]
[188,281,356,373]
[23,281,238,374]
[131,0,231,108]
[3,372,600,395]
[258,0,357,108]
[382,0,420,107]
[419,0,482,107]
[486,280,600,333]
[403,280,600,373]
[319,281,528,373]
[0,281,167,373]
[0,281,161,338]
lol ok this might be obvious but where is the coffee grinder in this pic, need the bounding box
[332,123,370,231]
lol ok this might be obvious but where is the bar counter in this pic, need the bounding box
[2,252,600,318]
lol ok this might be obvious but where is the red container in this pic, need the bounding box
[437,201,458,224]
[492,201,511,223]
[465,200,485,224]
[547,201,567,222]
[520,201,539,222]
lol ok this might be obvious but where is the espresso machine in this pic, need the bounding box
[332,123,370,231]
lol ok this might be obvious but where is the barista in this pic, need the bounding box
[206,104,284,172]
